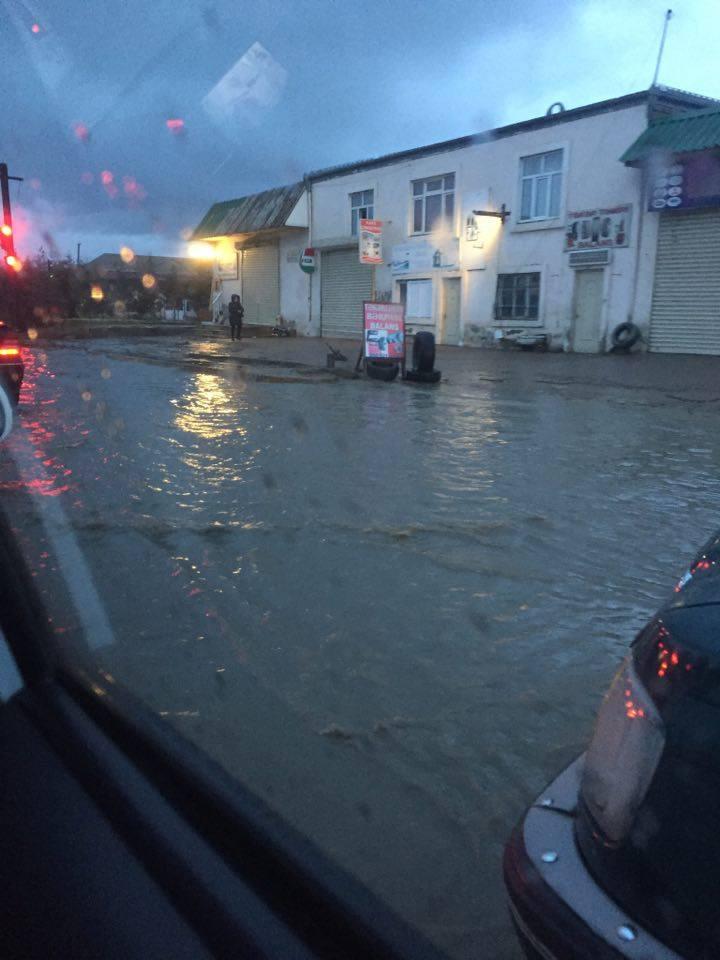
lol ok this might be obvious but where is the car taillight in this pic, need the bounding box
[581,656,665,844]
[0,347,20,358]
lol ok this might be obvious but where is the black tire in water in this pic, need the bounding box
[404,369,441,384]
[611,322,641,351]
[413,331,436,373]
[366,360,400,382]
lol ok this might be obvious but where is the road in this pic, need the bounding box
[4,332,720,960]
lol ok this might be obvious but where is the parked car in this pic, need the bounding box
[504,531,720,960]
[0,321,23,404]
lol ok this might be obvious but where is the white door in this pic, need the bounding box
[241,245,279,326]
[650,210,720,354]
[321,248,373,339]
[572,270,604,353]
[442,278,461,345]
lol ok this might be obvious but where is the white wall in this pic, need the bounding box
[279,232,314,334]
[310,103,653,348]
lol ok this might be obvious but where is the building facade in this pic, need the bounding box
[196,86,717,352]
[622,105,720,354]
[193,183,310,332]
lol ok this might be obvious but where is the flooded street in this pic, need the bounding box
[5,335,720,960]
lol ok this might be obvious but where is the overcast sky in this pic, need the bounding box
[2,0,719,260]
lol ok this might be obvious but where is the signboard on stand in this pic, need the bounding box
[359,219,383,264]
[363,301,405,361]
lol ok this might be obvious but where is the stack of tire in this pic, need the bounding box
[365,358,400,381]
[405,332,441,384]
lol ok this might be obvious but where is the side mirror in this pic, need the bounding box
[0,382,13,442]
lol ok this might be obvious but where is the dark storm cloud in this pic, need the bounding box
[0,0,658,254]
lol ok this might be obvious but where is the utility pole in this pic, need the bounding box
[0,163,23,245]
[76,242,81,265]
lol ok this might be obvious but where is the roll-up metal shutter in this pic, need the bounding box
[241,245,279,326]
[320,248,373,339]
[650,210,720,355]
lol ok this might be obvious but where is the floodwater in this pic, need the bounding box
[4,336,720,959]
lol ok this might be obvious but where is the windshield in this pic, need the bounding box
[2,3,720,958]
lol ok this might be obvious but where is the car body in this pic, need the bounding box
[504,531,720,960]
[0,322,23,404]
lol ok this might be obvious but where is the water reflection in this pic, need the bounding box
[172,371,247,441]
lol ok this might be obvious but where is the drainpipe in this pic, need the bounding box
[628,163,648,335]
[303,174,313,334]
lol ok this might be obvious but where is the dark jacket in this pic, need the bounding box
[229,300,244,324]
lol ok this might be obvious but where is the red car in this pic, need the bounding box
[0,321,23,404]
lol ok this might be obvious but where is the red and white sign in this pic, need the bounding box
[363,302,405,360]
[359,219,383,264]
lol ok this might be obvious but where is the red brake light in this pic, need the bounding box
[0,347,20,358]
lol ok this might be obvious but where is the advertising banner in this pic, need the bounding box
[359,219,383,264]
[648,154,720,211]
[390,237,459,275]
[215,245,238,279]
[363,301,405,360]
[564,205,631,251]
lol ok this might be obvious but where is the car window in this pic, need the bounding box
[3,5,720,960]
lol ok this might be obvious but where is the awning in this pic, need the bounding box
[621,106,720,165]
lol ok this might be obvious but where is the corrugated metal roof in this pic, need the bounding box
[193,182,304,239]
[621,105,720,164]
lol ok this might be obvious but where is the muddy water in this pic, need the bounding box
[5,339,720,959]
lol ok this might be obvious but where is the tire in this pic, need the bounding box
[611,322,641,351]
[413,332,436,373]
[366,360,400,382]
[404,369,441,384]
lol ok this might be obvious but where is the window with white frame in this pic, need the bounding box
[401,280,433,320]
[495,273,540,322]
[519,150,563,221]
[412,174,455,234]
[350,189,374,236]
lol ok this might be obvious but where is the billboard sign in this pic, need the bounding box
[564,204,631,251]
[363,301,405,360]
[359,219,383,264]
[648,153,720,211]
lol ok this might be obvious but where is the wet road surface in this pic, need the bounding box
[4,334,720,960]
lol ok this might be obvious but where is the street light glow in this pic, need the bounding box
[188,241,214,260]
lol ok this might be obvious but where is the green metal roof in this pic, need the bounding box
[621,105,720,165]
[193,182,304,239]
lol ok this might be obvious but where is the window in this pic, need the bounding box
[411,174,455,234]
[350,189,374,236]
[519,150,563,221]
[495,272,541,321]
[401,279,433,319]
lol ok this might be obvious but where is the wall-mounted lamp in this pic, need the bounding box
[472,203,511,224]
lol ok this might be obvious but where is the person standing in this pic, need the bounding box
[228,294,244,341]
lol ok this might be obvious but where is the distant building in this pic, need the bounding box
[196,85,720,353]
[81,254,212,318]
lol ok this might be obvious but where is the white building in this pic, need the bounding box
[196,86,716,352]
[193,182,311,333]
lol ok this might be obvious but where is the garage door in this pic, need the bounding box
[650,210,720,354]
[321,248,373,339]
[242,245,279,326]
